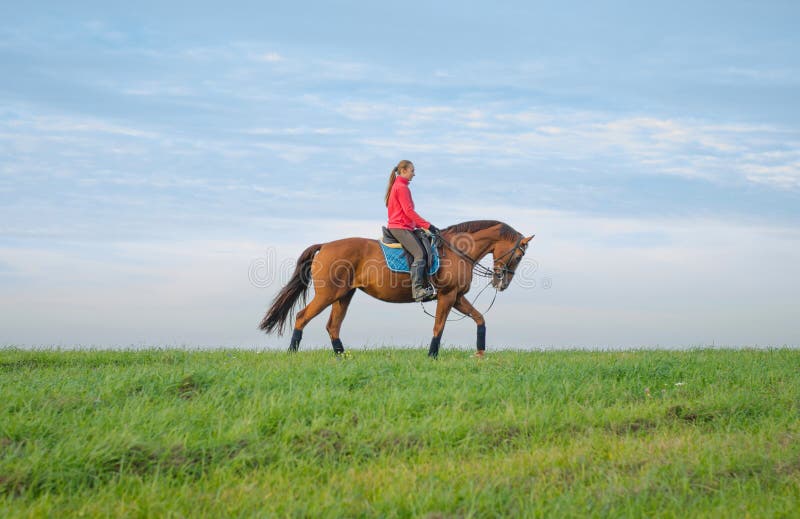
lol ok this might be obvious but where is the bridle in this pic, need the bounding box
[491,235,527,279]
[437,233,528,280]
[420,232,531,321]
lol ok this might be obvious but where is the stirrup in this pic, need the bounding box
[414,286,437,302]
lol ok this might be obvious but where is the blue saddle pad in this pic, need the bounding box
[379,242,440,274]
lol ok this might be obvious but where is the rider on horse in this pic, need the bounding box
[384,160,441,302]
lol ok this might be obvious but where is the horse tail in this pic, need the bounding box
[259,243,323,335]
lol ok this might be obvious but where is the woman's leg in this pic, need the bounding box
[388,228,426,263]
[413,228,433,271]
[388,228,433,300]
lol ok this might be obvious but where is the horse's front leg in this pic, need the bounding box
[428,290,457,358]
[454,294,486,357]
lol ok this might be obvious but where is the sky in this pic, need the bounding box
[1,1,799,349]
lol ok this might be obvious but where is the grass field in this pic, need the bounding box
[1,347,799,517]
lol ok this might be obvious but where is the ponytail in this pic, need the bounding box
[384,167,398,207]
[384,160,413,207]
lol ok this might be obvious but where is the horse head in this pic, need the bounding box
[491,234,534,290]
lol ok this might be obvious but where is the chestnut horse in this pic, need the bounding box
[259,220,533,357]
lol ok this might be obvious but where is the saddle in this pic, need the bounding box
[379,227,440,275]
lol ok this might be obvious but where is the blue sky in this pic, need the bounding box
[1,1,799,348]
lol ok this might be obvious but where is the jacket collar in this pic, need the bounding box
[396,176,409,185]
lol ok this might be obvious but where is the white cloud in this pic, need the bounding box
[328,101,800,189]
[336,101,394,121]
[122,82,194,97]
[251,141,327,163]
[258,52,284,63]
[719,66,800,85]
[4,95,800,193]
[243,127,354,136]
[2,111,159,139]
[83,20,126,43]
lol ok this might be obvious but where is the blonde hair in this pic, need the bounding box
[384,160,413,207]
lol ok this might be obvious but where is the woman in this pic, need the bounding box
[384,160,441,301]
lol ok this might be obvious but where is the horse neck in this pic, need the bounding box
[462,229,505,262]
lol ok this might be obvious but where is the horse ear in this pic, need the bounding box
[521,234,535,246]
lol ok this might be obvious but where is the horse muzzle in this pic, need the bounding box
[492,274,510,291]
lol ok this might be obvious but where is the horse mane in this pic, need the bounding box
[443,220,521,240]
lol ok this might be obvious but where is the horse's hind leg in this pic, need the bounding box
[288,293,338,352]
[326,289,356,354]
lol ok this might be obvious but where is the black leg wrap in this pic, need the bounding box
[288,329,303,352]
[477,324,486,351]
[428,335,442,358]
[331,338,344,354]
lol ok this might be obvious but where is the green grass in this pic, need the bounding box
[1,347,799,518]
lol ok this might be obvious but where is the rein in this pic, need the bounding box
[437,233,524,279]
[420,278,498,322]
[420,232,526,322]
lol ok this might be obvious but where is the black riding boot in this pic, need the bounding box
[410,259,435,302]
